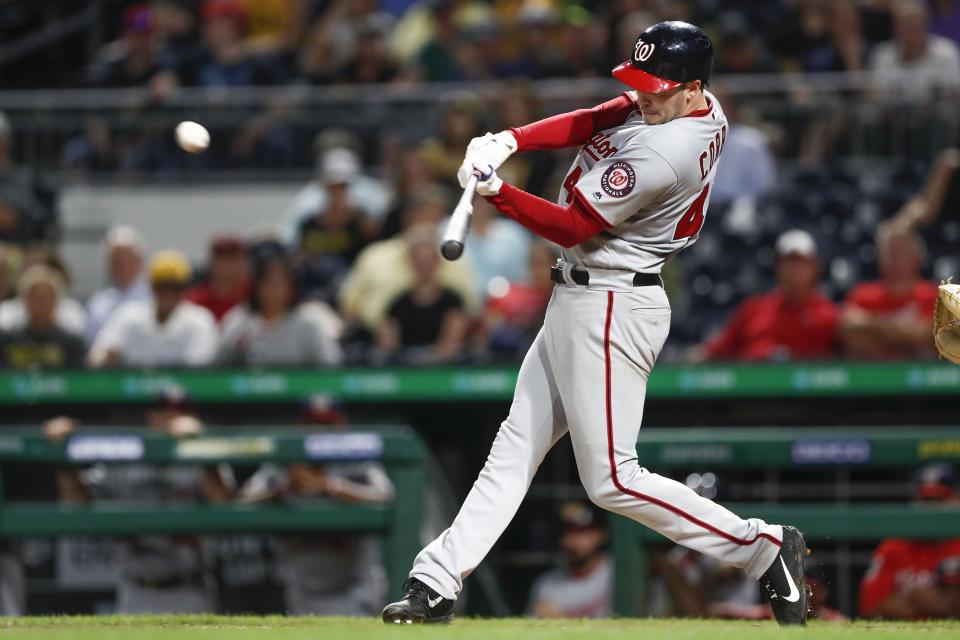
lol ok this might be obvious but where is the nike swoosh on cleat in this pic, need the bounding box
[427,595,443,608]
[779,556,800,603]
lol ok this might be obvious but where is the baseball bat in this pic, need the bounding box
[440,173,479,261]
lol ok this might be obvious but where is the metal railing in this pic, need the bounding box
[0,3,107,69]
[0,72,957,179]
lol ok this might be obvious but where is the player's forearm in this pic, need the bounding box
[529,600,563,618]
[431,310,469,362]
[839,325,890,358]
[866,592,928,620]
[702,332,741,361]
[911,148,960,226]
[376,320,400,352]
[87,346,118,369]
[202,467,232,503]
[326,476,393,504]
[885,320,935,349]
[908,586,958,617]
[510,94,635,151]
[655,562,709,616]
[854,315,932,349]
[55,469,90,503]
[485,183,609,248]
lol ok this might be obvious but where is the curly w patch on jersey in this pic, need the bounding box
[600,161,636,198]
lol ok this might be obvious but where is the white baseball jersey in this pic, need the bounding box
[408,90,784,608]
[561,90,727,273]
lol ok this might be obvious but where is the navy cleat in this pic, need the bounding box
[759,525,812,625]
[381,577,455,624]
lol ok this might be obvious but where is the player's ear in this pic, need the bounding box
[687,80,702,98]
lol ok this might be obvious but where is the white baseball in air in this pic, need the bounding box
[174,121,210,153]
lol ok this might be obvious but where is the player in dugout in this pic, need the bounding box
[527,501,612,619]
[237,395,394,616]
[859,463,960,620]
[382,21,810,626]
[44,387,231,614]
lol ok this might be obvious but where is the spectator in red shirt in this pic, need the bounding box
[840,223,938,359]
[187,235,251,322]
[696,230,839,361]
[859,463,960,620]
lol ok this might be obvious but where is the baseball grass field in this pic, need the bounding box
[3,616,960,639]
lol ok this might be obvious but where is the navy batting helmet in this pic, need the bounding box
[612,21,713,93]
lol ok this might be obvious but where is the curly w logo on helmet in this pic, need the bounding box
[634,41,655,62]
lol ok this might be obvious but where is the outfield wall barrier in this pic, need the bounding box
[0,361,957,405]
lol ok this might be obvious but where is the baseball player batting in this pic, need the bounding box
[383,21,809,626]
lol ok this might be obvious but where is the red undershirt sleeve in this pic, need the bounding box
[508,93,637,151]
[485,183,611,248]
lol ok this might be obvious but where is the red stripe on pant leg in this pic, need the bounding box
[602,291,781,548]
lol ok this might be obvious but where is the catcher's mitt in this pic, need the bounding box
[934,279,960,365]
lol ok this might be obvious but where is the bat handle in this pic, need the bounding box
[440,173,479,261]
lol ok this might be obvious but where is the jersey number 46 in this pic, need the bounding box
[673,184,709,240]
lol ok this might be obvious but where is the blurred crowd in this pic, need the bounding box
[0,0,956,368]
[692,147,958,362]
[0,191,561,370]
[0,115,956,368]
[1,0,957,173]
[6,0,960,91]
